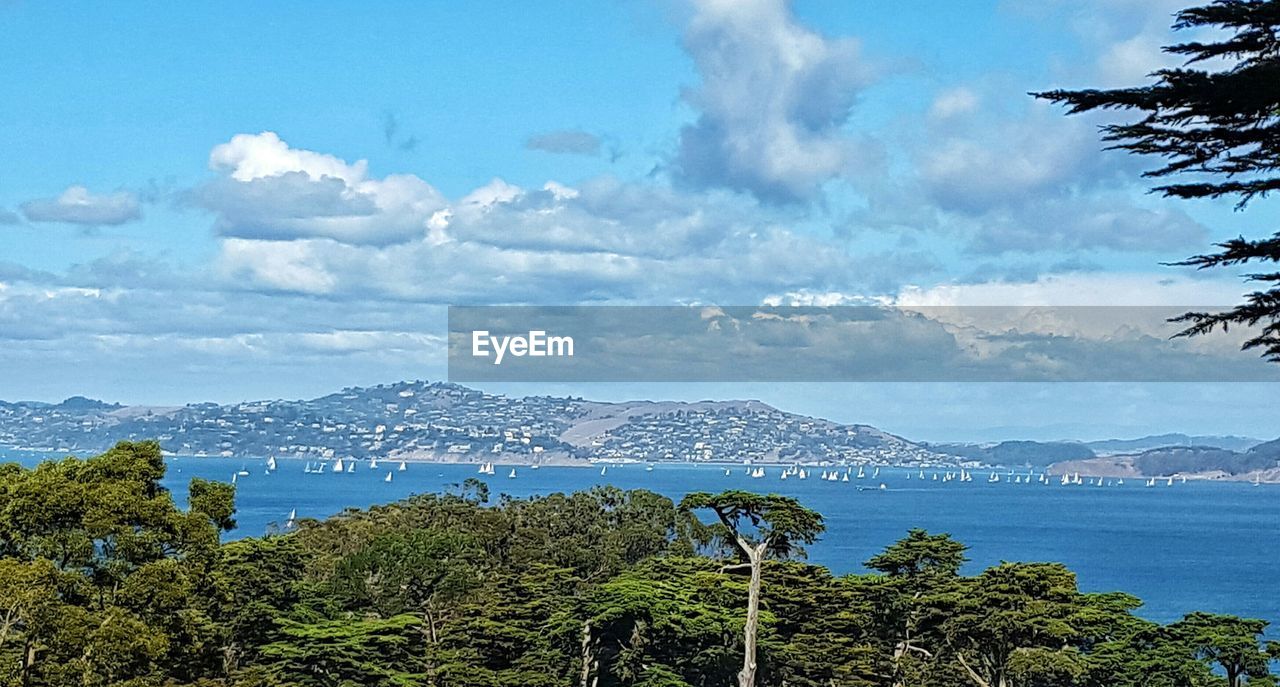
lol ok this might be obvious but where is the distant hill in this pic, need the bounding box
[0,381,944,466]
[1050,439,1280,481]
[930,440,1095,467]
[1085,433,1263,454]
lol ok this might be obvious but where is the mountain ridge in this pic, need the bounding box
[0,381,941,466]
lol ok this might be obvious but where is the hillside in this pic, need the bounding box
[1085,433,1263,454]
[1050,440,1280,482]
[0,381,943,466]
[930,440,1095,467]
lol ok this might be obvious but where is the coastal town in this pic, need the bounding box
[0,380,952,466]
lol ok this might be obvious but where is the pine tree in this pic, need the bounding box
[1036,0,1280,361]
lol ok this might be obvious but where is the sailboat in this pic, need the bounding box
[385,471,393,483]
[333,458,345,474]
[399,460,408,472]
[509,468,517,478]
[601,465,608,476]
[369,457,379,469]
[841,472,850,482]
[231,473,238,484]
[1252,474,1262,487]
[856,466,865,479]
[346,460,355,473]
[266,456,277,472]
[285,508,296,528]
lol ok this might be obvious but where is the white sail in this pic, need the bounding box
[346,461,355,473]
[385,471,393,482]
[509,468,517,478]
[333,458,345,473]
[267,456,277,471]
[369,457,378,469]
[601,466,608,476]
[399,460,408,472]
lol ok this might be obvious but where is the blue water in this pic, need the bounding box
[5,451,1278,627]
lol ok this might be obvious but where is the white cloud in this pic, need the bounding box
[928,87,981,120]
[672,0,877,202]
[894,272,1248,307]
[20,186,141,226]
[197,131,447,245]
[194,132,873,304]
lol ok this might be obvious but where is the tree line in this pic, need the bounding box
[1,441,1276,686]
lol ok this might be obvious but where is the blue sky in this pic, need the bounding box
[2,0,1277,440]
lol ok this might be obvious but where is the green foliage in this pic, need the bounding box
[1,444,1275,687]
[679,490,825,559]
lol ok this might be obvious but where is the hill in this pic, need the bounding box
[0,381,943,466]
[1049,440,1280,482]
[929,440,1095,467]
[1084,433,1263,454]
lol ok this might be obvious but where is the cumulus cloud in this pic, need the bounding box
[525,130,602,156]
[672,0,877,202]
[20,186,141,226]
[195,132,447,245]
[191,132,870,303]
[858,88,1209,255]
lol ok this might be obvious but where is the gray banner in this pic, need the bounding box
[447,305,1280,382]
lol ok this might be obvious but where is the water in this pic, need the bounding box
[4,451,1278,627]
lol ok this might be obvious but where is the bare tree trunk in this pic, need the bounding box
[22,640,35,687]
[738,543,766,687]
[955,653,992,687]
[579,620,594,687]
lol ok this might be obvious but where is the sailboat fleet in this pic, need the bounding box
[690,462,1197,492]
[289,456,407,480]
[224,453,1211,494]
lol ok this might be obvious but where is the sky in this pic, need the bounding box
[1,0,1277,441]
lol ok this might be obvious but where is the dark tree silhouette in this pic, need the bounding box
[1036,0,1280,361]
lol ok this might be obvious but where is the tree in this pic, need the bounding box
[940,563,1087,687]
[1036,0,1280,361]
[258,614,427,687]
[679,491,824,687]
[1170,612,1273,687]
[865,530,968,687]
